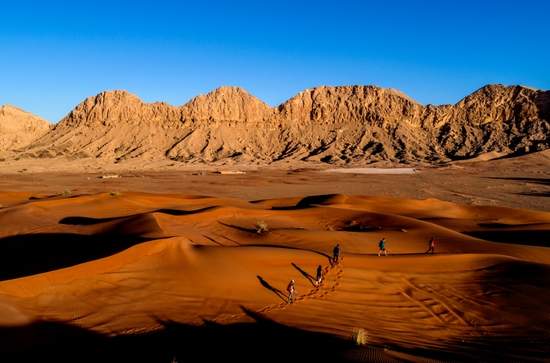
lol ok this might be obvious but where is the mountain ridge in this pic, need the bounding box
[8,84,550,165]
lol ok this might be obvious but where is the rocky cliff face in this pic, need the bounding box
[166,87,279,162]
[0,105,50,152]
[18,84,550,165]
[438,85,550,158]
[27,90,184,161]
[276,86,430,163]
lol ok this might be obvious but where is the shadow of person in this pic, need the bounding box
[291,263,316,286]
[256,276,287,302]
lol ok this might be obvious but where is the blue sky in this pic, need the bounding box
[1,0,548,122]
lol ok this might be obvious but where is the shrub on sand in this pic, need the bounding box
[255,220,269,234]
[61,189,72,197]
[352,328,368,346]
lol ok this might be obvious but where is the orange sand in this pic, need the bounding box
[0,192,549,360]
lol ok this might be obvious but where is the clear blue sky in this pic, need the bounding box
[1,0,548,122]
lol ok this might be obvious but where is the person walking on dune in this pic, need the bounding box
[287,279,296,304]
[378,237,388,256]
[332,243,341,266]
[426,236,436,254]
[315,264,324,287]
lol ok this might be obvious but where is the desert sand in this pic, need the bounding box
[0,162,549,361]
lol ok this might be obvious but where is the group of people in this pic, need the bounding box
[378,236,437,256]
[286,243,341,304]
[285,237,438,304]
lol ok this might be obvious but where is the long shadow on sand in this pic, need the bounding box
[1,308,546,363]
[463,229,550,247]
[0,308,388,363]
[0,233,156,280]
[256,276,287,302]
[291,262,317,286]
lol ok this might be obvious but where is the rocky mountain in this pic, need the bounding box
[0,105,50,152]
[26,90,183,161]
[17,84,550,165]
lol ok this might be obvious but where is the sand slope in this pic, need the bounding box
[0,192,549,360]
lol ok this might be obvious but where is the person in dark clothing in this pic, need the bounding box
[315,265,323,286]
[332,243,341,265]
[378,237,388,256]
[426,236,436,254]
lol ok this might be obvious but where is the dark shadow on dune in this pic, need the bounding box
[28,193,89,201]
[59,215,122,225]
[0,320,108,361]
[28,194,59,201]
[296,194,342,207]
[0,232,157,280]
[59,206,217,225]
[291,262,316,286]
[256,275,287,302]
[268,194,341,210]
[0,310,374,363]
[517,191,550,198]
[155,206,218,215]
[27,193,87,201]
[486,176,550,186]
[2,308,548,363]
[482,258,550,280]
[463,230,550,247]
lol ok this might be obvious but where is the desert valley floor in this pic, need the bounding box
[0,152,549,362]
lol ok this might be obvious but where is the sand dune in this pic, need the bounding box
[0,192,549,361]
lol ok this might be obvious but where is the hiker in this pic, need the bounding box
[332,243,341,265]
[378,237,388,256]
[287,279,296,304]
[426,236,436,254]
[315,265,323,286]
